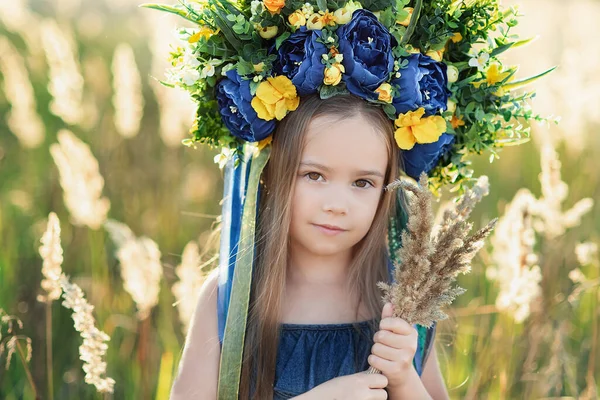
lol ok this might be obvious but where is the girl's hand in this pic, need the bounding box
[295,372,388,399]
[369,302,419,390]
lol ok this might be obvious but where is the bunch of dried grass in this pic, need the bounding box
[368,173,496,374]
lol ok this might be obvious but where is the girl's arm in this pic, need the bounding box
[170,270,220,399]
[421,347,449,400]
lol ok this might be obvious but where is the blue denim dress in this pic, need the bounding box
[272,319,436,399]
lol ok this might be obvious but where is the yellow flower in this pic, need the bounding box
[264,0,285,14]
[450,115,465,129]
[257,135,273,151]
[306,13,324,30]
[321,11,337,26]
[451,32,463,43]
[251,75,300,121]
[472,63,513,94]
[393,108,446,150]
[446,99,456,113]
[323,63,345,86]
[446,65,459,83]
[375,83,393,103]
[396,7,413,26]
[333,7,353,25]
[425,49,444,62]
[253,62,265,73]
[288,11,306,28]
[188,26,216,43]
[258,25,278,39]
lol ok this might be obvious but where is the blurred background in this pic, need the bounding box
[0,0,598,399]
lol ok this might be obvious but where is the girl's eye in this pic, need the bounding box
[354,179,373,188]
[305,172,322,181]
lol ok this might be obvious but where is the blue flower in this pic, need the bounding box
[402,133,455,179]
[392,53,450,116]
[273,27,327,96]
[337,9,397,101]
[215,69,275,142]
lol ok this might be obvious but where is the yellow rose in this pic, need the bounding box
[446,99,456,113]
[288,11,306,28]
[446,65,459,83]
[258,25,278,39]
[396,7,413,26]
[426,49,444,62]
[375,83,393,103]
[188,26,216,43]
[264,0,285,14]
[306,13,324,30]
[451,32,463,43]
[323,63,345,86]
[394,108,446,150]
[251,75,300,121]
[333,7,352,25]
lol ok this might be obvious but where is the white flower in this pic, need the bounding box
[181,68,200,86]
[201,64,215,78]
[251,0,264,16]
[183,49,201,68]
[468,51,489,72]
[301,2,314,18]
[214,147,234,169]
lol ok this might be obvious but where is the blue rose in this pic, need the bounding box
[215,69,275,142]
[392,54,450,116]
[273,27,327,96]
[336,9,397,100]
[402,133,455,179]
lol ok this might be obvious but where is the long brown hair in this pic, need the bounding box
[239,93,401,399]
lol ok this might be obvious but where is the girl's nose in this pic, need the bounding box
[322,188,349,215]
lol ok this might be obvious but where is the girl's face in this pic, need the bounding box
[289,115,389,257]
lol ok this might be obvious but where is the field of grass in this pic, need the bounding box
[0,0,598,399]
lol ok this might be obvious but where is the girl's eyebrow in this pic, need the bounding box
[299,161,384,179]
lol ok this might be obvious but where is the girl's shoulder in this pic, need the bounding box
[170,269,220,398]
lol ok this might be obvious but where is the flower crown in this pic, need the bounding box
[142,0,554,194]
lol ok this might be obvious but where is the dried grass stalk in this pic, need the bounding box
[368,173,496,374]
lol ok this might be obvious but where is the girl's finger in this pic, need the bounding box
[373,329,414,350]
[368,354,412,375]
[369,388,388,400]
[380,302,394,319]
[371,342,403,362]
[379,317,414,335]
[365,372,388,389]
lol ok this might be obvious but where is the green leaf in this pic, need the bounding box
[383,104,397,120]
[319,83,349,99]
[400,0,422,46]
[158,79,176,88]
[197,38,236,58]
[275,31,291,50]
[139,3,200,23]
[317,0,327,12]
[501,66,557,92]
[236,60,254,75]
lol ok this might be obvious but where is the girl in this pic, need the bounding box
[171,94,449,399]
